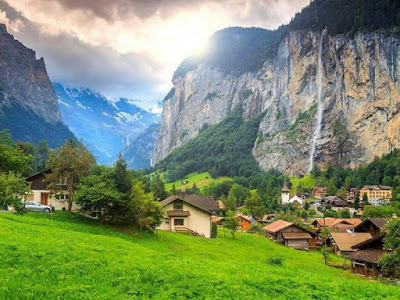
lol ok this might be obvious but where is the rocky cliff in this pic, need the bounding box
[152,29,400,175]
[0,24,75,147]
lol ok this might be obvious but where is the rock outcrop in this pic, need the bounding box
[152,30,400,175]
[0,24,75,147]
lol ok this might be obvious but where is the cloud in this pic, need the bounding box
[1,0,309,105]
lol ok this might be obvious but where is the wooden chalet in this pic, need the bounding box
[329,232,372,256]
[354,218,388,237]
[311,218,362,233]
[350,235,388,277]
[312,187,327,199]
[263,220,317,250]
[320,196,352,211]
[233,215,252,231]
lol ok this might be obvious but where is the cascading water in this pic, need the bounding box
[309,34,325,172]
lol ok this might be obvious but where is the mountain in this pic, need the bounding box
[0,24,75,147]
[153,0,400,176]
[53,82,160,165]
[122,123,160,169]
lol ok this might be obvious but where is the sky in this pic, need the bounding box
[0,0,309,109]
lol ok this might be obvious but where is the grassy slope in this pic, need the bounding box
[165,172,231,191]
[1,212,399,299]
[289,174,316,195]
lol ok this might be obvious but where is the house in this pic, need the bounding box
[320,196,352,211]
[297,193,310,200]
[350,235,388,277]
[354,218,388,237]
[263,220,317,250]
[158,195,218,238]
[288,195,303,206]
[259,214,276,224]
[329,232,372,256]
[25,170,78,211]
[311,218,362,233]
[347,188,359,200]
[358,185,393,206]
[312,187,327,199]
[233,215,252,231]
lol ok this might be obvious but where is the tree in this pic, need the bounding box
[171,183,177,195]
[382,176,393,187]
[344,176,352,189]
[149,176,168,201]
[379,218,400,274]
[354,192,360,210]
[320,227,331,266]
[311,164,321,178]
[362,193,369,205]
[0,172,30,213]
[338,208,351,218]
[336,187,348,199]
[363,206,397,219]
[224,189,237,211]
[223,212,239,239]
[127,180,163,230]
[231,184,251,206]
[114,154,132,194]
[304,201,310,211]
[244,192,264,219]
[46,139,95,211]
[0,130,33,175]
[327,179,337,196]
[75,167,123,223]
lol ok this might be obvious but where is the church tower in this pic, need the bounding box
[281,177,290,204]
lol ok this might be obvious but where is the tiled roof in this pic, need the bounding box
[161,195,218,214]
[369,218,388,229]
[263,220,293,233]
[282,232,312,240]
[330,232,372,252]
[349,250,385,263]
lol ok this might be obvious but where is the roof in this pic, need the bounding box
[281,178,289,192]
[263,220,293,233]
[211,216,224,223]
[161,195,218,214]
[352,235,384,250]
[234,215,252,223]
[25,169,52,181]
[312,217,337,227]
[349,250,385,263]
[282,232,312,240]
[330,218,362,228]
[312,218,361,228]
[167,211,190,217]
[330,232,372,252]
[360,185,393,190]
[354,218,388,232]
[261,214,276,221]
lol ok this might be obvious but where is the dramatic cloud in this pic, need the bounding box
[0,0,309,107]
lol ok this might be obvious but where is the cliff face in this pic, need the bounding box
[152,30,400,175]
[0,24,75,147]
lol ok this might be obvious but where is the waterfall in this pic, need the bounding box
[309,34,325,172]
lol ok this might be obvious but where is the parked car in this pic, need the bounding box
[24,201,54,213]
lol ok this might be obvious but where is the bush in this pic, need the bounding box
[267,256,283,266]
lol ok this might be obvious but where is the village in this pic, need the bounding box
[19,169,398,280]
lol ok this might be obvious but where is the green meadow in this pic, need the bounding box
[1,212,399,299]
[162,172,231,192]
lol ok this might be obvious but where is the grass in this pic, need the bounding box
[164,172,231,191]
[1,212,399,299]
[289,174,316,194]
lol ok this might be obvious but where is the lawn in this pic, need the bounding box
[289,173,316,194]
[164,172,231,191]
[1,212,399,299]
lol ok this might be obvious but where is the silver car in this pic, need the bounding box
[24,201,54,213]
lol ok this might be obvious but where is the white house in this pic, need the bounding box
[288,195,303,206]
[158,195,218,238]
[25,170,79,211]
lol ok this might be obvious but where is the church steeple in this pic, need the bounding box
[281,176,290,204]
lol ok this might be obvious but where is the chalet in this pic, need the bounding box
[347,188,359,200]
[312,187,327,199]
[311,218,362,233]
[259,214,276,224]
[25,170,78,211]
[158,195,218,238]
[350,235,388,277]
[233,215,252,231]
[354,218,388,237]
[320,196,352,211]
[329,232,372,256]
[263,220,317,250]
[358,185,393,206]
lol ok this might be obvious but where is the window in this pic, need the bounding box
[173,200,183,210]
[174,219,184,226]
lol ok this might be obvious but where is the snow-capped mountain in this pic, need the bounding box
[53,82,160,165]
